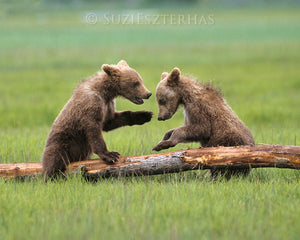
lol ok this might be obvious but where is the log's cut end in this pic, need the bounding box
[0,162,42,178]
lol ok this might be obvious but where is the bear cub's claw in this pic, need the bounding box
[153,140,175,152]
[101,151,120,164]
[152,146,160,151]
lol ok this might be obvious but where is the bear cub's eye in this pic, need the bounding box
[133,82,140,87]
[159,99,166,105]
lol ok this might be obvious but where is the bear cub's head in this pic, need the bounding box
[102,60,152,105]
[156,67,182,121]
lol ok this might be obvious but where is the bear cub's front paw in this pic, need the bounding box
[152,140,175,151]
[100,151,120,164]
[133,111,153,125]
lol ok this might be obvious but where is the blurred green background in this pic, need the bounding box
[0,1,299,239]
[1,0,299,160]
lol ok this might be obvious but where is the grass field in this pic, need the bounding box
[0,4,300,240]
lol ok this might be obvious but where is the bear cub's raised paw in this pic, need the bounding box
[132,111,153,125]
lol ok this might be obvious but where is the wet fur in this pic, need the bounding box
[153,68,255,179]
[42,60,152,178]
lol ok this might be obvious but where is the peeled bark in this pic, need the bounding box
[0,145,299,179]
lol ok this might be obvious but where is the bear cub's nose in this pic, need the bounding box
[145,92,152,99]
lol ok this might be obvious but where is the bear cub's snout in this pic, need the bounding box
[145,92,152,99]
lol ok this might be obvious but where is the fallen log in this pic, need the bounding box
[0,144,299,179]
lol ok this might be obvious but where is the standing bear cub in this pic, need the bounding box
[153,67,255,179]
[42,60,152,178]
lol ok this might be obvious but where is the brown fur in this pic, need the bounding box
[153,67,255,179]
[42,60,152,178]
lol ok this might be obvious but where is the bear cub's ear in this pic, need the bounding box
[161,72,168,80]
[102,64,120,77]
[167,67,181,85]
[117,60,129,68]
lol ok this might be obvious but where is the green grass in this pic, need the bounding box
[0,5,300,240]
[1,173,300,240]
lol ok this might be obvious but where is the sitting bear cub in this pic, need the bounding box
[42,60,152,178]
[153,67,255,179]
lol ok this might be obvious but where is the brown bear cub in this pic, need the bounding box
[153,67,255,179]
[42,60,152,178]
